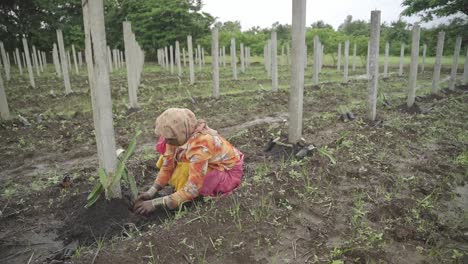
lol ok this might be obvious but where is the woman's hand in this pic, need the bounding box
[134,197,166,215]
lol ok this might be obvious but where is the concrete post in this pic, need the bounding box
[123,21,138,108]
[22,38,35,87]
[344,40,349,83]
[164,46,169,70]
[421,44,426,73]
[212,27,220,99]
[170,45,174,74]
[32,46,41,76]
[407,24,420,107]
[176,41,182,77]
[15,48,23,75]
[22,53,26,69]
[37,48,44,72]
[83,0,119,198]
[240,43,245,73]
[13,52,17,66]
[281,45,285,65]
[230,38,237,80]
[319,44,324,72]
[384,42,389,78]
[449,36,462,90]
[201,47,205,65]
[367,10,381,121]
[187,35,195,84]
[72,45,79,74]
[271,31,278,92]
[398,44,405,76]
[78,51,83,68]
[288,0,306,144]
[222,46,226,67]
[197,44,202,72]
[313,35,319,85]
[53,44,61,77]
[432,32,445,93]
[352,43,356,72]
[0,42,10,80]
[463,47,468,85]
[42,51,47,70]
[57,30,72,94]
[182,47,186,67]
[67,50,72,71]
[0,70,10,120]
[337,42,341,71]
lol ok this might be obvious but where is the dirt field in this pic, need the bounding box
[0,62,467,263]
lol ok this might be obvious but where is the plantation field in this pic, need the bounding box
[0,59,467,263]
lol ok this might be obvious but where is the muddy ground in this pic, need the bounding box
[0,63,467,264]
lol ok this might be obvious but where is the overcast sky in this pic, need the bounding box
[201,0,453,30]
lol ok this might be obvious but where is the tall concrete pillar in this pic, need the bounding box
[164,46,169,70]
[201,47,205,65]
[72,45,79,74]
[313,35,320,85]
[83,0,119,198]
[22,38,35,87]
[420,44,426,73]
[240,43,245,73]
[182,47,186,67]
[170,45,174,74]
[352,43,356,72]
[197,44,202,72]
[398,44,405,76]
[53,44,61,77]
[0,42,10,80]
[337,42,341,71]
[432,31,445,93]
[78,51,83,68]
[222,46,226,68]
[212,27,220,99]
[407,24,420,107]
[175,41,182,77]
[67,50,72,71]
[0,70,10,120]
[449,36,462,90]
[107,46,113,72]
[271,31,278,92]
[15,48,23,75]
[230,38,237,80]
[367,10,381,121]
[187,35,195,84]
[123,21,138,108]
[343,40,349,83]
[288,0,306,144]
[32,46,41,76]
[384,42,389,78]
[57,30,72,93]
[281,45,285,65]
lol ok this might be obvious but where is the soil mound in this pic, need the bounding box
[58,193,169,245]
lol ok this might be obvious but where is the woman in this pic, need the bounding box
[134,108,244,215]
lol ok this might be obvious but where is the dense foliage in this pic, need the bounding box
[0,0,466,59]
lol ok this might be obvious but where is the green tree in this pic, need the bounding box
[402,0,468,21]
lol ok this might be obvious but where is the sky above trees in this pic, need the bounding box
[201,0,460,30]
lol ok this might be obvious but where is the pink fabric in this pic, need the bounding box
[200,153,244,197]
[156,137,167,154]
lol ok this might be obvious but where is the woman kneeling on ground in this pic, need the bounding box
[134,108,244,215]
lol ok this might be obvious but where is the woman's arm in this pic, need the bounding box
[154,144,177,187]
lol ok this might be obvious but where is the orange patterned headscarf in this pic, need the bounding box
[154,108,217,145]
